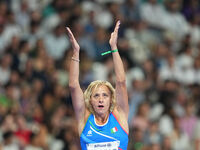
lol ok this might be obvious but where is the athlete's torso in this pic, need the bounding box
[80,112,128,150]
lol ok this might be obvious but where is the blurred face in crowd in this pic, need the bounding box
[1,53,12,68]
[173,116,181,129]
[54,25,64,37]
[133,127,144,142]
[95,28,108,43]
[162,136,172,149]
[138,102,150,117]
[166,0,181,12]
[185,101,195,116]
[43,93,54,111]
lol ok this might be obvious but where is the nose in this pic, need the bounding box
[99,96,104,103]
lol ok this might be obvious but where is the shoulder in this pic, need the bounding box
[112,107,129,134]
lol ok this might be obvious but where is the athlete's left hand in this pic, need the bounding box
[109,20,120,50]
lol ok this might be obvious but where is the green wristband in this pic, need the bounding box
[101,49,118,56]
[111,49,118,53]
[101,50,112,56]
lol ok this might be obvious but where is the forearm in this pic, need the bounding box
[112,46,128,117]
[69,51,85,122]
[111,46,126,83]
[69,51,80,88]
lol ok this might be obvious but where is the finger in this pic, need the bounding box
[66,27,73,37]
[66,27,75,39]
[66,27,71,34]
[114,20,120,33]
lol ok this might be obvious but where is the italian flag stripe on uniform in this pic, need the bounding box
[111,127,118,133]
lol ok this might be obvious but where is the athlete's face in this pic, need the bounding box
[90,85,111,115]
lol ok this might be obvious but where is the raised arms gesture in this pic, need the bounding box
[110,21,129,119]
[67,27,85,129]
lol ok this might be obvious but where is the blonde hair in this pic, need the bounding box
[84,80,116,114]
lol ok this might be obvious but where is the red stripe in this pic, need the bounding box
[118,147,123,150]
[111,112,128,135]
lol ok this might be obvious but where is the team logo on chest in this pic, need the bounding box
[111,127,118,134]
[87,130,93,136]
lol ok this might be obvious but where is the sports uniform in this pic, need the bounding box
[80,112,128,150]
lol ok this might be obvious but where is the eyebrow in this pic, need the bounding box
[93,92,110,96]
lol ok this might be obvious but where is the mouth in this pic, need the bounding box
[98,105,104,109]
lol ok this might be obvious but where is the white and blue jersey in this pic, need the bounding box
[80,112,128,150]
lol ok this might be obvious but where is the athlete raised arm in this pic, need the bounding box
[67,27,85,134]
[67,20,129,150]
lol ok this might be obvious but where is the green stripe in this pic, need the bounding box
[89,120,102,132]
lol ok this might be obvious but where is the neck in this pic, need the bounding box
[94,112,109,125]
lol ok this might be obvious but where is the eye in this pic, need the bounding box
[93,94,99,98]
[103,93,109,97]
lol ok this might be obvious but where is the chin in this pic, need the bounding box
[95,110,109,115]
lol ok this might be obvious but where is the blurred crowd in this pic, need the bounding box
[0,0,200,150]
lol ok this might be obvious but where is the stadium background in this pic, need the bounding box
[0,0,200,149]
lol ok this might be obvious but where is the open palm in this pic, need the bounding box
[66,27,80,52]
[109,20,120,48]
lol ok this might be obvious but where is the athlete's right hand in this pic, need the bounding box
[66,27,80,52]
